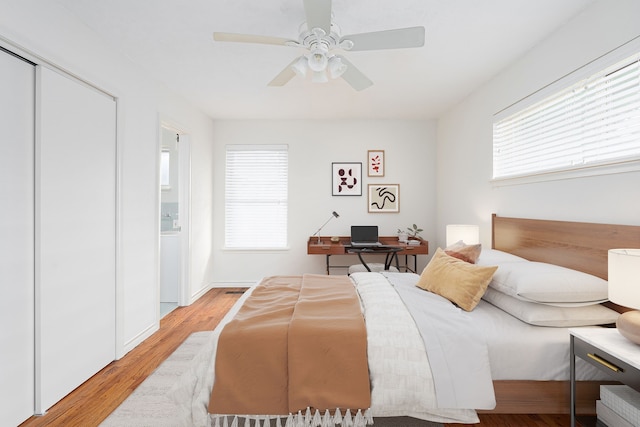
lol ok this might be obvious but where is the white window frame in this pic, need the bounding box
[224,144,288,250]
[492,36,640,186]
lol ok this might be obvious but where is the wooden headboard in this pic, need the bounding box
[491,213,640,280]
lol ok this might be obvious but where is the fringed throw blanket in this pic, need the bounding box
[208,274,371,427]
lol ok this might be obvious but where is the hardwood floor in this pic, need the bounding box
[19,288,244,427]
[451,414,584,426]
[19,287,587,427]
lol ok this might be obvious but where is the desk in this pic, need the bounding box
[307,236,429,274]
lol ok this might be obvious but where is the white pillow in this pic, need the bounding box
[482,287,619,327]
[476,249,528,266]
[489,261,609,306]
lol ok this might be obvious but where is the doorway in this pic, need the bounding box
[159,124,191,318]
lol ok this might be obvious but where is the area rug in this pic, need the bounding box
[100,331,213,427]
[101,331,444,427]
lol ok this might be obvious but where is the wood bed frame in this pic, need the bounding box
[483,214,640,415]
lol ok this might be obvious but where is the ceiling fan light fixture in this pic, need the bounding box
[291,56,308,77]
[312,70,329,83]
[307,49,328,72]
[215,0,428,91]
[327,56,347,79]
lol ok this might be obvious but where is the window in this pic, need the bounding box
[493,50,640,181]
[225,145,288,249]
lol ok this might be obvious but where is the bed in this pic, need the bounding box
[484,214,640,415]
[172,214,640,426]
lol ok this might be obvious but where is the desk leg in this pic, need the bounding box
[570,335,576,427]
[384,252,400,271]
[384,252,392,270]
[326,254,330,275]
[356,252,371,271]
[402,254,418,273]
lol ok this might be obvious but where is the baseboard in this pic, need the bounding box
[120,322,158,358]
[209,281,256,288]
[188,283,213,304]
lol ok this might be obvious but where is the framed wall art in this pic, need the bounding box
[367,150,384,177]
[332,162,362,196]
[368,184,400,213]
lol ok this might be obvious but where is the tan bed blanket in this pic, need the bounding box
[209,274,371,419]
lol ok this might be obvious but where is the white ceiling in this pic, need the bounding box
[55,0,595,120]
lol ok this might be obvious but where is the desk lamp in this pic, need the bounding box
[608,249,640,344]
[312,211,340,244]
[446,224,480,246]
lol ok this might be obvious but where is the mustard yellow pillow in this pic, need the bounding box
[417,248,498,311]
[445,240,482,264]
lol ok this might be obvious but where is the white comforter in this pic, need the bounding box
[171,274,492,426]
[351,272,491,423]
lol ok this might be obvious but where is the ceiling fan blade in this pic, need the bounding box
[342,26,425,51]
[336,55,373,91]
[267,58,300,87]
[303,0,332,33]
[213,32,294,47]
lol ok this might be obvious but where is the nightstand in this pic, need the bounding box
[570,328,640,427]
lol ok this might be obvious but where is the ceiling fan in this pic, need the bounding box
[213,0,425,91]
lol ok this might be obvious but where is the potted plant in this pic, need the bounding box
[406,224,423,241]
[398,224,423,243]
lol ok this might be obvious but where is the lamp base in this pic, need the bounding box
[616,310,640,345]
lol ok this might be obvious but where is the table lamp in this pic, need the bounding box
[312,211,340,244]
[608,249,640,344]
[446,224,480,246]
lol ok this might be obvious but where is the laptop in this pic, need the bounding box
[350,225,383,247]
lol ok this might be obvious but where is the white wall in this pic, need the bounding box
[0,0,216,356]
[437,0,640,248]
[211,120,437,285]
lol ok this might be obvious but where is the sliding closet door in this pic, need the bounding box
[0,48,35,426]
[36,66,116,412]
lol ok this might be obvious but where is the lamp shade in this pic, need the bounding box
[307,49,328,72]
[446,224,480,246]
[327,56,347,79]
[311,70,329,83]
[291,56,308,77]
[608,249,640,310]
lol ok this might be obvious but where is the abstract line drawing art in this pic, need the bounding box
[332,162,362,196]
[368,184,399,212]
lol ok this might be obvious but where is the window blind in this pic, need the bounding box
[225,145,288,249]
[493,52,640,179]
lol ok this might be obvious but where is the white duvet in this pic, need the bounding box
[170,274,491,426]
[351,272,489,424]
